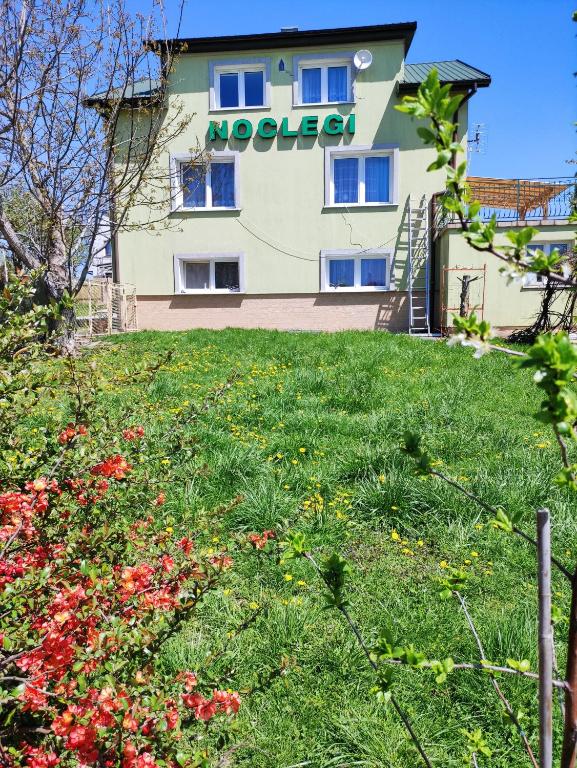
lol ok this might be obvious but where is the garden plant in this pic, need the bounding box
[281,69,577,768]
[0,273,277,767]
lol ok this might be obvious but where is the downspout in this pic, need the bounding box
[436,83,477,329]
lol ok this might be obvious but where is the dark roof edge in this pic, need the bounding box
[398,76,491,94]
[148,21,417,56]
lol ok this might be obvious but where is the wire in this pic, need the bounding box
[235,213,401,261]
[235,217,317,261]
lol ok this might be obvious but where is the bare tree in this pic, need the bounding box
[0,0,193,349]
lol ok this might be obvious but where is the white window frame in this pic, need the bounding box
[324,145,399,208]
[169,151,240,212]
[292,52,355,106]
[320,249,395,292]
[173,253,246,294]
[209,58,271,111]
[523,242,573,289]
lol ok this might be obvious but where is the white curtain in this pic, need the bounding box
[329,259,354,287]
[334,158,358,204]
[365,157,389,203]
[328,66,347,102]
[302,68,321,103]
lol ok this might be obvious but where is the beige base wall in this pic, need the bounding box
[137,292,418,332]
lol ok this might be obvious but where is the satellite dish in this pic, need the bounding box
[353,49,373,71]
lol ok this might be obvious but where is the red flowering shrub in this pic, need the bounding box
[0,275,244,768]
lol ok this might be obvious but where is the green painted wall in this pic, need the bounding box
[437,224,576,329]
[116,41,468,295]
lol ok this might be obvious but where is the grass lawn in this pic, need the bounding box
[81,329,576,767]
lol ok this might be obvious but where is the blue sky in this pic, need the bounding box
[143,0,576,179]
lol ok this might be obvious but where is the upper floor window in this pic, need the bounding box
[293,54,354,105]
[170,152,240,211]
[324,145,399,208]
[209,59,271,111]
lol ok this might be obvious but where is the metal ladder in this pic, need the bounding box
[407,195,431,335]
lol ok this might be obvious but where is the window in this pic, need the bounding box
[170,152,239,211]
[209,59,271,110]
[524,242,571,288]
[174,254,245,294]
[320,250,394,292]
[294,55,353,105]
[325,146,399,207]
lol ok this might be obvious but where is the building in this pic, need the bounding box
[113,22,575,334]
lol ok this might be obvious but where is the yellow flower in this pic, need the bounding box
[378,474,385,483]
[470,551,479,558]
[417,539,424,547]
[165,526,173,533]
[283,484,290,490]
[439,560,449,569]
[297,580,307,587]
[391,505,399,511]
[291,459,299,465]
[474,523,484,530]
[249,601,260,610]
[464,559,472,565]
[299,447,306,453]
[223,589,231,596]
[284,573,293,581]
[391,529,401,541]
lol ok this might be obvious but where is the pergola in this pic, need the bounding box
[467,177,570,219]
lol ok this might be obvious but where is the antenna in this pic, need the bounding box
[353,49,373,71]
[468,123,488,155]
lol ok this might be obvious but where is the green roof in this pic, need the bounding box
[84,79,161,107]
[399,60,491,92]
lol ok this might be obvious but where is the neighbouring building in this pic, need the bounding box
[108,21,576,334]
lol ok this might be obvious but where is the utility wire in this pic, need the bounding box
[235,214,400,262]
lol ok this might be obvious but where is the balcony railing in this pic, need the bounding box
[433,176,577,234]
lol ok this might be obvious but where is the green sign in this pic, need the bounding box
[209,114,356,142]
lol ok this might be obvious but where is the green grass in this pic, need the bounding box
[85,329,576,767]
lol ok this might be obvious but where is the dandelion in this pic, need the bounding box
[391,529,400,541]
[439,560,449,569]
[470,551,479,558]
[298,447,306,453]
[284,573,293,581]
[378,474,385,483]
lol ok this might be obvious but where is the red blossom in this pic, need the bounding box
[209,554,233,570]
[23,746,60,768]
[177,537,194,555]
[90,455,132,480]
[247,529,276,550]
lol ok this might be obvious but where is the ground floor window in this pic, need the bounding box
[524,242,572,287]
[320,249,394,291]
[325,145,399,207]
[174,253,244,293]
